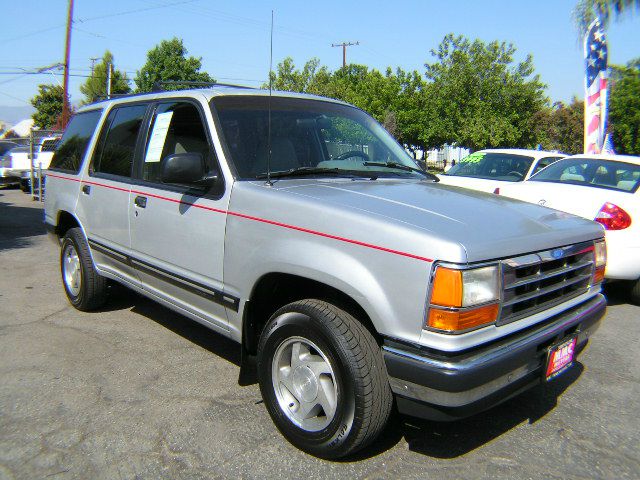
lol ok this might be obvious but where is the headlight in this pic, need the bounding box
[427,264,500,333]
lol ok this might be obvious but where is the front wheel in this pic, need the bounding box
[257,299,392,459]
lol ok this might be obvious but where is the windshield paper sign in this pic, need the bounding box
[460,152,486,164]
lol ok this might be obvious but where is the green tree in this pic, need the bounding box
[30,84,64,129]
[573,0,640,34]
[422,34,547,151]
[533,99,584,154]
[134,38,214,92]
[609,58,640,155]
[80,51,131,104]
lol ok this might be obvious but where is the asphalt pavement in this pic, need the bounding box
[1,188,639,480]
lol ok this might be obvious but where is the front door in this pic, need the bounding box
[128,99,231,332]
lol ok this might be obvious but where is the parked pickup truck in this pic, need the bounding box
[44,87,607,459]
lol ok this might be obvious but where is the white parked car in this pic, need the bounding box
[437,149,566,193]
[498,154,640,304]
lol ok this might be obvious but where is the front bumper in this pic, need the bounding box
[383,294,606,421]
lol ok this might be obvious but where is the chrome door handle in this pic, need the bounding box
[134,196,147,208]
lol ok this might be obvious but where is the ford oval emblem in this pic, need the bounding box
[551,249,564,259]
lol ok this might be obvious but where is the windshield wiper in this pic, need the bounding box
[362,161,439,182]
[256,167,361,180]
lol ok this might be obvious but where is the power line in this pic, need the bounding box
[0,0,197,44]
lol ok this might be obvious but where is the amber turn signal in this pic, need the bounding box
[430,267,463,307]
[427,304,499,332]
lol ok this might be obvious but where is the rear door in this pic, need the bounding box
[76,103,150,287]
[128,99,232,332]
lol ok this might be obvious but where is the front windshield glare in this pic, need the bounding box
[211,96,422,179]
[446,152,534,182]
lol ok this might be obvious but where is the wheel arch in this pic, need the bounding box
[55,210,82,238]
[242,272,380,357]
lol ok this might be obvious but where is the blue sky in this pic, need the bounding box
[0,0,638,123]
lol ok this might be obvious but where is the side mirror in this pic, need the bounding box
[160,153,218,187]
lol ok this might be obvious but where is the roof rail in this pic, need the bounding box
[151,80,254,91]
[85,81,257,107]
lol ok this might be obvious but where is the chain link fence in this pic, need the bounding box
[28,128,63,202]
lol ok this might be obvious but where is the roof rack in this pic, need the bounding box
[151,80,254,92]
[86,81,257,107]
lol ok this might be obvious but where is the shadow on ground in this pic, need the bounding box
[0,196,46,252]
[602,281,634,307]
[351,363,582,460]
[99,285,582,462]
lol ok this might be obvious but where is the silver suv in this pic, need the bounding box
[45,87,607,458]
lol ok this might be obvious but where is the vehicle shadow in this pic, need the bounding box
[602,282,631,307]
[346,363,583,461]
[113,288,242,367]
[0,199,46,252]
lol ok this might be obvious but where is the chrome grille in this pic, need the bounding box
[499,242,594,325]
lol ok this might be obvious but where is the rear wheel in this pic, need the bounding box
[60,227,107,311]
[257,299,392,459]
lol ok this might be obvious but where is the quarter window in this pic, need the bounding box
[142,102,211,184]
[49,110,102,174]
[92,104,147,178]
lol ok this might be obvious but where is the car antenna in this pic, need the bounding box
[266,9,274,187]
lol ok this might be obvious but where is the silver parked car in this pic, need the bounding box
[44,87,607,458]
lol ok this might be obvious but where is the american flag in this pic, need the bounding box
[584,18,608,154]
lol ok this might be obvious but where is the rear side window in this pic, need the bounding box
[92,104,147,178]
[49,110,102,174]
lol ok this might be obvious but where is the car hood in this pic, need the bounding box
[273,179,604,263]
[436,174,516,193]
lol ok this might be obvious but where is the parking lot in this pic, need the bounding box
[1,187,639,480]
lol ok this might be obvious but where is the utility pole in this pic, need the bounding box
[331,41,359,68]
[62,0,74,128]
[89,57,100,77]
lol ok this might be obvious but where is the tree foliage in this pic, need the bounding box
[80,51,131,104]
[30,84,64,129]
[134,38,214,92]
[609,58,640,155]
[422,34,547,151]
[533,99,584,154]
[573,0,640,34]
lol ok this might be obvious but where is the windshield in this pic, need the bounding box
[211,96,423,179]
[529,157,640,193]
[445,152,534,182]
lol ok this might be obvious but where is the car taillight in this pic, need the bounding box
[493,188,500,195]
[594,202,631,230]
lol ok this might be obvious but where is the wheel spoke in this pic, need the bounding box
[316,376,337,418]
[305,357,333,377]
[277,366,296,397]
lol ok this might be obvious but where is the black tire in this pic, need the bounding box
[630,279,640,306]
[257,299,392,459]
[60,227,107,311]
